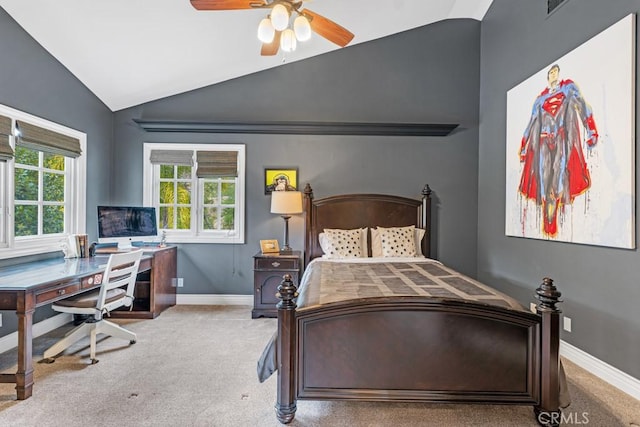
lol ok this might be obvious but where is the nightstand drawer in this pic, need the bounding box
[255,258,298,270]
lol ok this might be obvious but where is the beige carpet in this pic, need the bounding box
[0,305,638,427]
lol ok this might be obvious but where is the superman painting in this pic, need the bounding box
[505,14,635,249]
[517,64,598,236]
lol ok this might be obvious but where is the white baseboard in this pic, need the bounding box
[0,313,72,355]
[176,294,253,306]
[560,340,640,401]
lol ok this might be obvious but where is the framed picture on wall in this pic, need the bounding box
[505,13,635,249]
[264,168,298,194]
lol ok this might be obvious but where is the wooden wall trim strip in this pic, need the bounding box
[133,120,458,136]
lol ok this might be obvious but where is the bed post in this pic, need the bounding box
[303,183,314,267]
[421,184,432,259]
[275,274,298,424]
[534,277,562,426]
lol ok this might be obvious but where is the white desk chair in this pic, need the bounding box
[42,250,143,364]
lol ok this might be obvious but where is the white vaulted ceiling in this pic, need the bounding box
[0,0,493,111]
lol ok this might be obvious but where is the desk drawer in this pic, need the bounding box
[36,282,81,305]
[255,258,298,270]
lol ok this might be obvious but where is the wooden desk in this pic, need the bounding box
[0,246,176,399]
[110,246,177,319]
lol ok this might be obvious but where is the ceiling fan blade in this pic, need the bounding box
[190,0,265,10]
[303,9,354,47]
[261,31,282,56]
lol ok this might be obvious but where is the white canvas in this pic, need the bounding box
[505,14,635,249]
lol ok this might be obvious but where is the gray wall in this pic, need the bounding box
[113,19,482,296]
[1,0,638,386]
[0,7,114,335]
[479,0,640,378]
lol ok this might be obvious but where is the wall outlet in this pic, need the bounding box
[177,278,184,287]
[529,302,537,313]
[171,278,184,288]
[563,316,572,332]
[0,313,2,327]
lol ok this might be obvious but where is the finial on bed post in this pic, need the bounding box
[534,277,562,424]
[422,184,432,198]
[421,184,432,259]
[535,277,562,312]
[275,274,298,424]
[303,184,314,267]
[303,183,313,197]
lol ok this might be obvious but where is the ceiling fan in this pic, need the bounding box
[190,0,355,56]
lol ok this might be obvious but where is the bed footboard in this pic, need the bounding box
[274,276,563,425]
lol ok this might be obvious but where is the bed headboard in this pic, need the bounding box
[303,183,432,266]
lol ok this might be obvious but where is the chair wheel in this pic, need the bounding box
[90,358,99,365]
[39,358,55,364]
[130,340,136,345]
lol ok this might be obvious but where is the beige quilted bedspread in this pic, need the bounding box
[295,258,527,312]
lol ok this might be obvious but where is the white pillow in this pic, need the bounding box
[371,226,426,257]
[319,228,367,258]
[378,225,416,257]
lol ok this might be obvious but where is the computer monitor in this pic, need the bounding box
[97,206,159,249]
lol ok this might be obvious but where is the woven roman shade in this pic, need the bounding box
[16,120,81,158]
[0,115,13,161]
[149,149,194,166]
[196,150,238,178]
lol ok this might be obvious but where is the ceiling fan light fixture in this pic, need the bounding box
[280,28,297,52]
[257,17,275,43]
[270,4,289,31]
[293,15,311,41]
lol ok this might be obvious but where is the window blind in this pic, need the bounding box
[16,120,81,158]
[196,150,238,178]
[149,149,194,166]
[0,115,13,161]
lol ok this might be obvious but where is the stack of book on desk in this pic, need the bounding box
[64,234,89,258]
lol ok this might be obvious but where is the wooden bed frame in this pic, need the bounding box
[274,184,563,426]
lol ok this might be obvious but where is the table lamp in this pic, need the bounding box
[270,190,303,252]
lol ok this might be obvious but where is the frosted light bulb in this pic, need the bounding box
[257,18,275,43]
[280,28,297,52]
[270,4,289,31]
[293,15,311,41]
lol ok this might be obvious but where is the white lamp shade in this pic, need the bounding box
[271,191,303,215]
[280,28,297,52]
[257,18,275,43]
[293,15,311,41]
[270,4,289,31]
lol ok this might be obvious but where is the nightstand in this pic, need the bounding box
[252,251,301,318]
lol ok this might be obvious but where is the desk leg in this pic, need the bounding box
[16,292,34,400]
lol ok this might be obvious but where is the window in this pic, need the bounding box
[0,104,87,259]
[143,143,245,244]
[14,147,66,236]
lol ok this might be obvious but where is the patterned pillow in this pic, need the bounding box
[378,225,417,257]
[322,228,364,258]
[319,228,368,257]
[371,226,425,257]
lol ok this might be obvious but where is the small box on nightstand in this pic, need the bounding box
[252,251,301,318]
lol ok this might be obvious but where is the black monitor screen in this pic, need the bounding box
[97,206,158,239]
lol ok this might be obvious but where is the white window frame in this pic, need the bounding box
[0,104,87,259]
[142,143,245,244]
